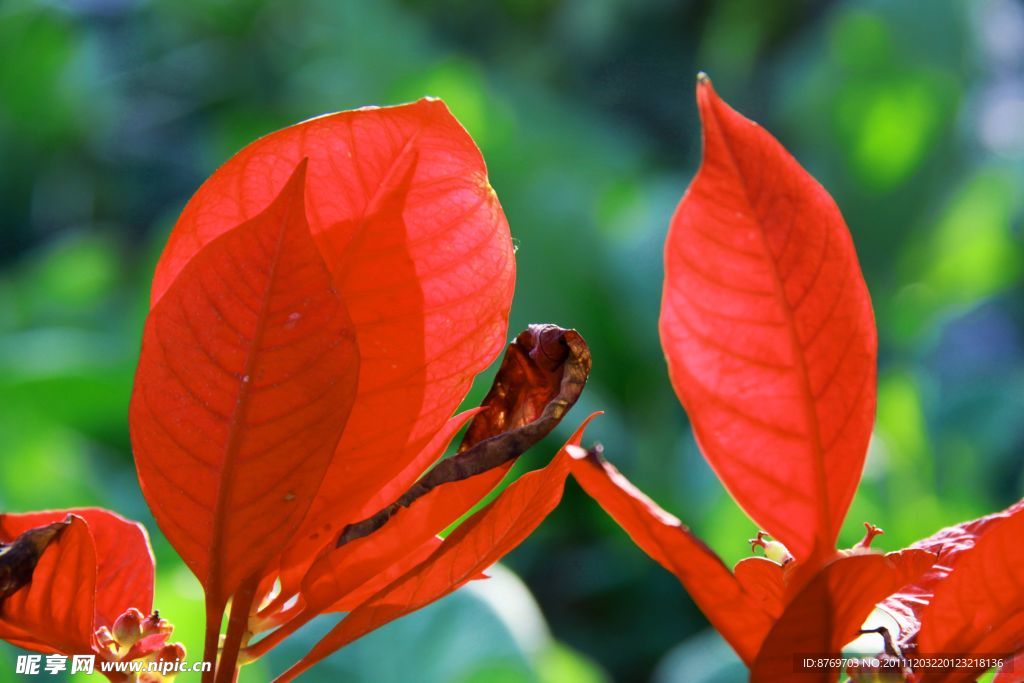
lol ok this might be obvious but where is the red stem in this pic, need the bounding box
[215,577,260,683]
[243,608,314,662]
[273,657,313,683]
[202,595,226,683]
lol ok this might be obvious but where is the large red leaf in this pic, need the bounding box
[659,76,877,562]
[130,161,360,609]
[880,500,1024,650]
[749,549,934,683]
[272,418,597,682]
[916,504,1024,681]
[0,515,96,655]
[0,508,154,629]
[148,101,514,582]
[569,449,775,664]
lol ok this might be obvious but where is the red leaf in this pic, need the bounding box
[3,507,154,630]
[0,515,96,655]
[261,408,481,617]
[148,102,514,581]
[299,452,512,615]
[129,160,361,610]
[659,76,877,562]
[994,649,1024,683]
[733,556,785,620]
[880,500,1024,649]
[916,503,1024,681]
[273,417,598,682]
[569,449,775,664]
[0,508,154,630]
[749,549,934,683]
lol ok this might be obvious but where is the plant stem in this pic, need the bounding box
[201,596,226,683]
[243,608,313,662]
[215,577,260,683]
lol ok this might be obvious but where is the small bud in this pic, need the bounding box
[112,607,145,646]
[94,625,117,654]
[154,642,186,663]
[120,610,176,662]
[748,531,794,565]
[142,610,173,638]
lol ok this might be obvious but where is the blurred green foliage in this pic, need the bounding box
[1,0,1022,681]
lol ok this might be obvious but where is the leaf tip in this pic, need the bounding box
[694,72,722,121]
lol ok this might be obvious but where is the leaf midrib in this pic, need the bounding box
[704,100,832,558]
[206,187,298,602]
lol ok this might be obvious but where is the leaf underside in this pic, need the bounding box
[130,161,360,606]
[915,503,1024,682]
[750,549,933,683]
[659,78,877,562]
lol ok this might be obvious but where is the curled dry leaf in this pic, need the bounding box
[0,518,69,601]
[336,323,591,546]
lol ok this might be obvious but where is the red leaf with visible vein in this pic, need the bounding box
[78,510,154,629]
[129,160,360,610]
[153,101,515,593]
[750,549,934,683]
[0,508,154,629]
[660,76,877,562]
[0,515,95,655]
[569,449,775,664]
[273,418,597,682]
[880,500,1024,651]
[915,504,1024,682]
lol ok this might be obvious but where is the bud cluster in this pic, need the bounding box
[95,608,187,681]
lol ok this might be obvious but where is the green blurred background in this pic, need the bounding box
[1,0,1022,681]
